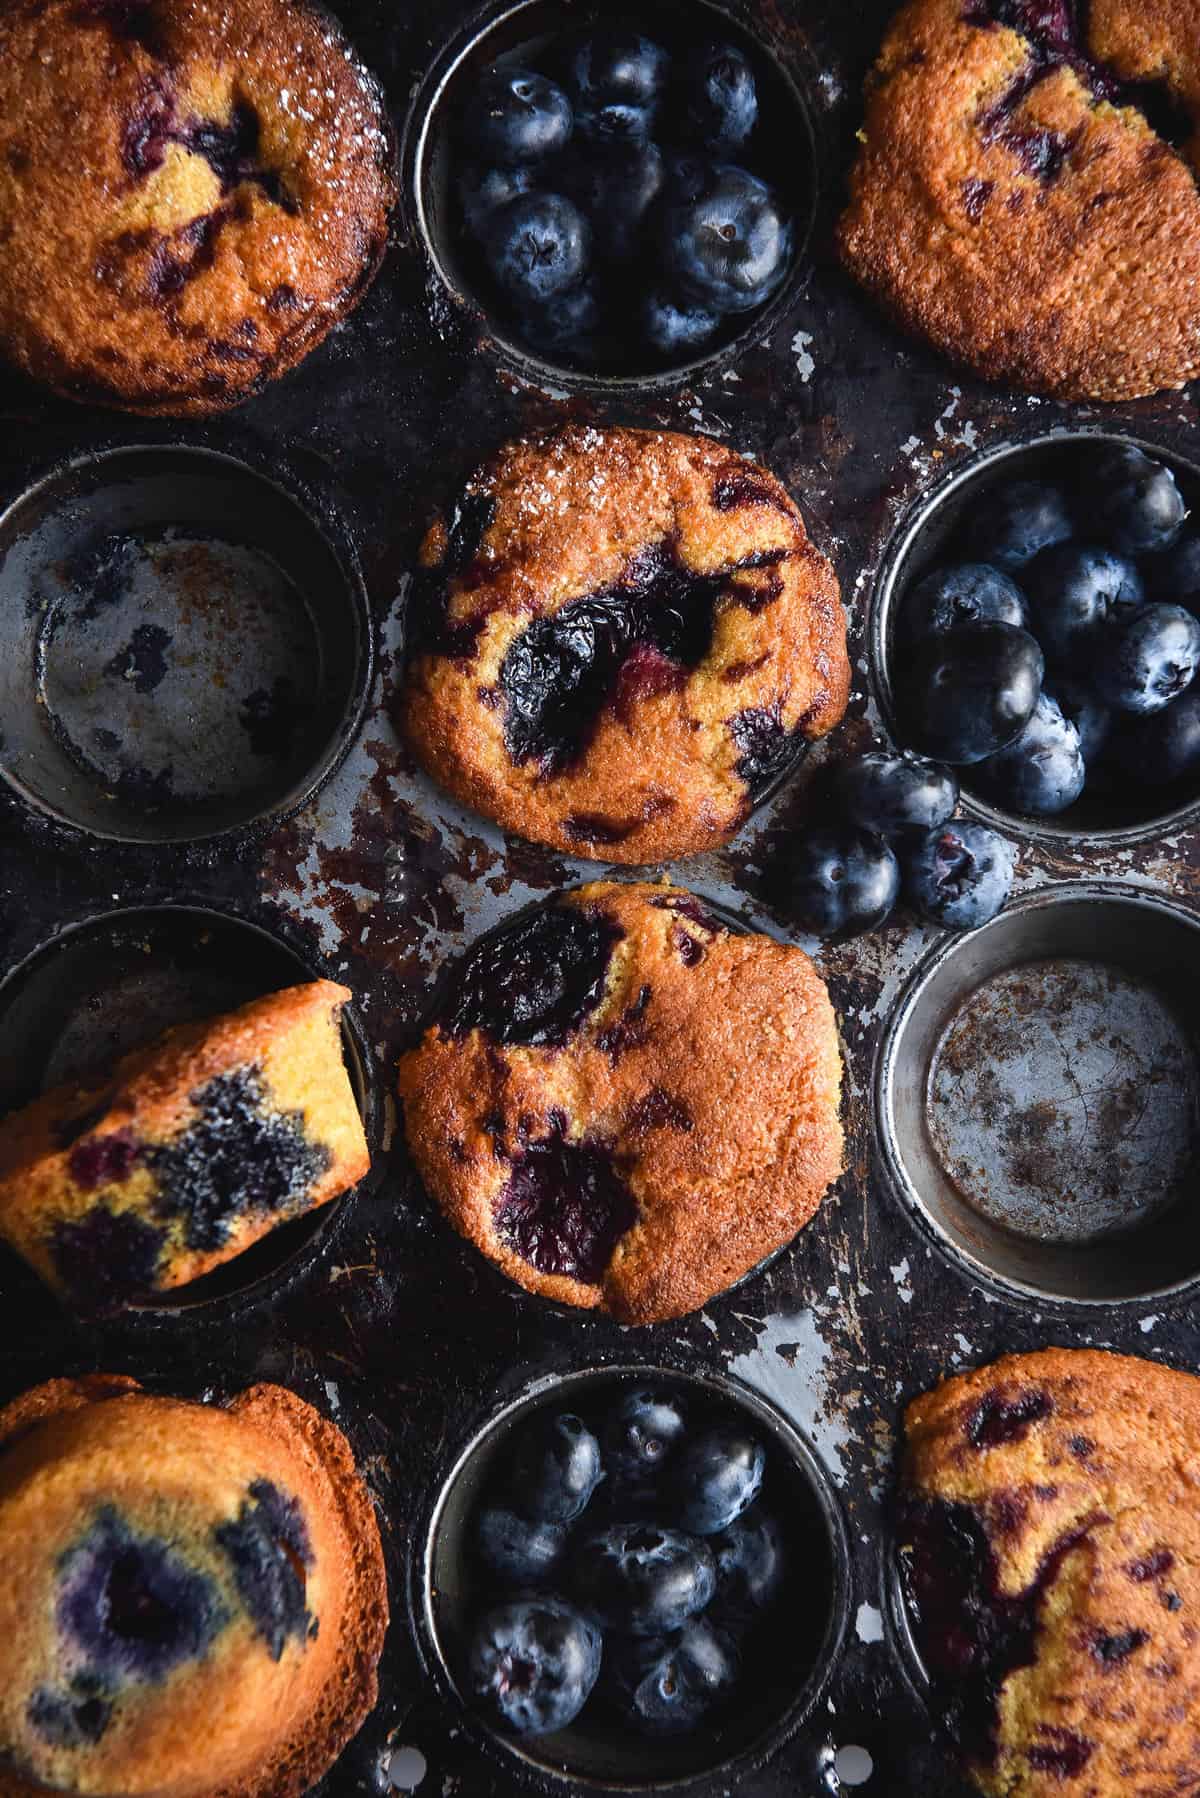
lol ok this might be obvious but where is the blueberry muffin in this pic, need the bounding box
[402,425,849,863]
[0,980,368,1309]
[0,0,395,414]
[397,881,843,1323]
[900,1348,1200,1797]
[0,1373,387,1798]
[839,0,1200,400]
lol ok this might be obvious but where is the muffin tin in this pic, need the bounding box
[1,0,1199,1792]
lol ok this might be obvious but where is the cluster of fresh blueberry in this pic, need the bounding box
[452,25,793,367]
[899,445,1200,814]
[466,1387,784,1740]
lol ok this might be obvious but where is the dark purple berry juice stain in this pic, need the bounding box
[51,1205,166,1308]
[493,1115,637,1284]
[966,1387,1053,1449]
[27,1676,113,1750]
[123,86,296,213]
[438,903,622,1047]
[214,1479,316,1661]
[729,701,804,799]
[67,1128,140,1191]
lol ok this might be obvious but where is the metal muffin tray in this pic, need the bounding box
[0,0,1197,1793]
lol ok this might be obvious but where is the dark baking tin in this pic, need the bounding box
[1,0,1200,1792]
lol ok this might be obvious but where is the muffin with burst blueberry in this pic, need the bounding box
[900,1348,1200,1797]
[397,881,843,1324]
[840,0,1200,399]
[402,423,848,862]
[0,1372,386,1798]
[0,0,395,414]
[445,20,798,370]
[0,981,368,1311]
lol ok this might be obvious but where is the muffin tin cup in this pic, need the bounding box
[0,444,374,844]
[411,1361,852,1793]
[404,0,822,394]
[870,427,1200,849]
[0,902,383,1337]
[873,881,1200,1308]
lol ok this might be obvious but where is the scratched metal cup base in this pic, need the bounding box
[871,429,1200,848]
[0,445,371,843]
[0,904,378,1324]
[405,0,820,394]
[875,883,1200,1305]
[414,1363,850,1793]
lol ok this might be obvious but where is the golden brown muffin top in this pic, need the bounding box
[0,0,395,414]
[397,880,844,1324]
[839,0,1200,400]
[402,425,849,864]
[901,1347,1200,1798]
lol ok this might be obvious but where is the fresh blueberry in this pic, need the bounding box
[575,101,655,145]
[1091,444,1187,555]
[467,68,574,166]
[662,165,793,314]
[660,151,717,204]
[476,1505,565,1585]
[1024,543,1144,662]
[603,1389,688,1490]
[905,562,1029,637]
[529,282,601,354]
[1117,689,1200,785]
[469,1597,601,1735]
[681,42,759,149]
[903,621,1044,763]
[566,29,670,109]
[640,288,721,358]
[827,752,959,840]
[676,1426,765,1535]
[483,194,590,307]
[575,1523,716,1635]
[608,1617,739,1734]
[1049,674,1112,765]
[1150,532,1200,617]
[565,140,663,261]
[458,163,535,232]
[783,826,899,940]
[510,1413,603,1524]
[977,693,1085,816]
[903,823,1016,931]
[1091,604,1200,714]
[713,1507,785,1617]
[965,480,1073,570]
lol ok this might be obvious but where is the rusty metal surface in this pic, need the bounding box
[0,0,1199,1793]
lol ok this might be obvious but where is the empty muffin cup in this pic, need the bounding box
[0,445,371,841]
[415,1363,850,1790]
[406,0,819,391]
[874,882,1200,1304]
[0,905,378,1318]
[871,430,1200,846]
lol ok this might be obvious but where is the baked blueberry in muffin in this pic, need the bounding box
[402,425,849,862]
[397,881,843,1323]
[0,0,395,414]
[840,0,1200,399]
[0,981,368,1309]
[900,1348,1200,1796]
[0,1374,387,1798]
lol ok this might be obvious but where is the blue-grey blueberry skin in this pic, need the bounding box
[607,1616,739,1733]
[640,288,720,357]
[467,69,574,166]
[681,41,758,149]
[476,1505,566,1585]
[509,1413,603,1525]
[712,1506,785,1618]
[829,751,959,840]
[482,194,591,308]
[1025,543,1144,662]
[977,693,1086,816]
[676,1426,766,1535]
[602,1389,688,1490]
[565,29,671,109]
[785,827,900,941]
[562,140,663,262]
[1150,532,1200,616]
[469,1597,602,1735]
[1090,445,1187,556]
[1048,674,1112,766]
[903,621,1044,764]
[1091,604,1200,715]
[662,166,792,314]
[903,823,1016,932]
[905,562,1029,637]
[965,480,1073,570]
[574,1523,716,1635]
[1114,689,1200,787]
[458,163,535,232]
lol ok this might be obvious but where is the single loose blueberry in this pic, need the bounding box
[905,562,1029,637]
[483,193,590,307]
[640,288,720,357]
[1092,604,1200,714]
[603,1388,688,1489]
[1025,543,1144,662]
[677,1426,765,1535]
[903,823,1016,931]
[528,281,601,355]
[509,1413,603,1524]
[564,140,663,261]
[1049,674,1112,765]
[574,100,655,144]
[784,826,899,940]
[662,165,792,315]
[903,621,1044,763]
[469,1597,601,1736]
[466,68,574,166]
[575,1523,716,1635]
[827,751,959,840]
[681,41,759,149]
[458,162,535,232]
[1116,689,1200,785]
[565,29,670,109]
[1091,445,1187,555]
[965,480,1073,569]
[475,1505,565,1584]
[1151,532,1200,616]
[608,1617,739,1734]
[713,1506,785,1617]
[977,692,1085,815]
